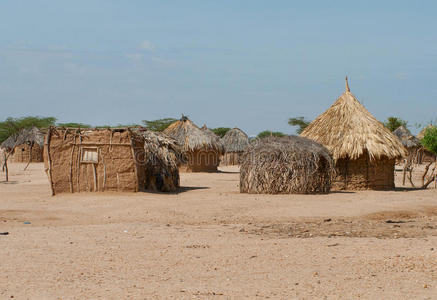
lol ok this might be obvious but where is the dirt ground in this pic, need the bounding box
[1,163,437,299]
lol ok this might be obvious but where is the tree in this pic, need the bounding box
[0,116,57,144]
[211,127,231,138]
[57,122,91,128]
[420,126,437,188]
[257,130,285,139]
[288,117,311,134]
[383,117,408,132]
[142,118,177,132]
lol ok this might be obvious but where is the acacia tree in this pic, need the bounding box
[211,127,231,138]
[142,118,177,132]
[384,117,408,132]
[288,117,311,134]
[257,130,285,139]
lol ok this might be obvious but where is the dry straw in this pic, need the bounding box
[164,116,224,154]
[221,127,249,153]
[240,136,334,194]
[301,77,407,161]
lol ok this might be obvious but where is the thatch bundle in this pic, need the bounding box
[221,128,249,165]
[1,127,45,162]
[164,117,223,172]
[301,78,407,190]
[240,136,334,194]
[136,129,182,192]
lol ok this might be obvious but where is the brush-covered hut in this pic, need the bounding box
[44,127,180,195]
[164,117,224,172]
[221,128,249,165]
[301,78,407,190]
[1,127,45,163]
[136,129,182,192]
[240,136,334,194]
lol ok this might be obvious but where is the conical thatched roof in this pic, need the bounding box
[301,78,407,161]
[417,124,436,140]
[222,128,249,153]
[164,117,224,153]
[1,127,45,150]
[393,126,420,148]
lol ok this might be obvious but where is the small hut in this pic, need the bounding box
[136,129,182,192]
[164,117,224,172]
[240,136,334,194]
[221,128,249,165]
[1,127,45,163]
[393,126,421,163]
[301,78,407,190]
[44,127,180,195]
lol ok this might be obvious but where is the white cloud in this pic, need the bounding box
[140,41,155,51]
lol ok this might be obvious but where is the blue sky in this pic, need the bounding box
[1,1,436,135]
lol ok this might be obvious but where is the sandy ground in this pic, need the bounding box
[1,163,437,299]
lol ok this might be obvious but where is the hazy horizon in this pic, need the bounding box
[1,1,436,135]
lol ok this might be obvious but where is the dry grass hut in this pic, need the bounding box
[136,128,182,192]
[44,127,180,195]
[393,126,421,163]
[164,117,224,172]
[221,128,249,165]
[1,127,45,163]
[301,78,407,190]
[240,136,334,194]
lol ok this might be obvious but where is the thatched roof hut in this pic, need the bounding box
[164,117,224,172]
[44,127,181,195]
[136,129,182,192]
[240,136,334,194]
[393,126,420,149]
[301,78,407,190]
[1,127,45,162]
[221,128,249,165]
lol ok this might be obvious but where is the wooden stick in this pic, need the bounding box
[92,163,97,192]
[45,127,55,196]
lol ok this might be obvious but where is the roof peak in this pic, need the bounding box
[345,76,350,92]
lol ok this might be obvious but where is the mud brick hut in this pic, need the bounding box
[164,116,224,172]
[44,127,180,195]
[301,78,407,190]
[240,136,334,194]
[221,128,249,166]
[1,127,45,163]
